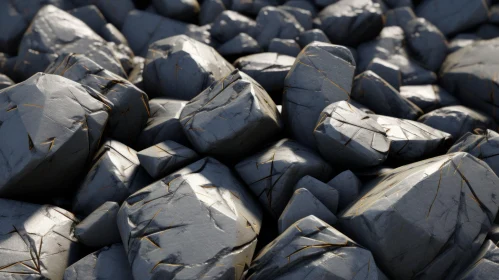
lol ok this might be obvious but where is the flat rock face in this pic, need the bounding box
[180,70,282,160]
[293,175,339,214]
[216,33,261,58]
[327,170,362,210]
[74,201,121,248]
[117,157,262,280]
[268,39,301,57]
[366,57,402,91]
[63,244,133,280]
[0,73,109,198]
[0,198,81,279]
[246,215,387,280]
[282,42,356,148]
[235,139,334,218]
[143,35,234,100]
[340,152,499,280]
[211,11,258,43]
[298,29,331,47]
[255,7,304,49]
[457,240,499,280]
[314,101,390,169]
[399,85,460,113]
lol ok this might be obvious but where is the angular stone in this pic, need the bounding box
[385,6,416,29]
[297,28,331,47]
[246,215,387,279]
[74,201,121,248]
[340,152,499,280]
[152,0,200,22]
[366,58,402,91]
[230,0,279,16]
[216,33,262,59]
[327,170,362,210]
[128,56,145,90]
[117,157,262,280]
[268,38,301,57]
[199,0,226,25]
[100,23,129,46]
[235,139,334,218]
[314,101,390,169]
[73,0,135,28]
[448,33,481,53]
[400,85,460,113]
[255,7,304,49]
[284,0,317,17]
[180,70,282,160]
[279,5,313,31]
[0,73,109,198]
[143,35,234,100]
[211,11,258,43]
[283,42,356,148]
[293,175,339,214]
[0,73,13,90]
[68,5,107,34]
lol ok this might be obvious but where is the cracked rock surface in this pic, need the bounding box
[74,201,121,248]
[117,157,262,280]
[400,85,460,113]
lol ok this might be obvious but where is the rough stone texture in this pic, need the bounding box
[418,105,498,140]
[352,71,423,120]
[136,98,188,150]
[152,0,200,22]
[279,5,313,31]
[293,175,339,214]
[0,73,14,90]
[235,139,334,218]
[117,157,263,280]
[327,170,362,210]
[314,101,390,169]
[68,5,107,34]
[230,0,279,16]
[282,42,356,148]
[143,35,234,100]
[137,140,199,179]
[45,54,150,146]
[278,188,337,233]
[268,38,301,57]
[457,240,499,279]
[180,70,282,160]
[340,152,499,280]
[400,85,460,113]
[211,11,258,43]
[63,244,133,280]
[317,0,384,47]
[199,0,226,26]
[246,215,387,280]
[385,6,416,29]
[74,201,121,248]
[73,140,151,216]
[448,130,499,176]
[100,23,129,46]
[372,114,452,163]
[297,29,331,47]
[0,73,109,198]
[0,198,82,279]
[366,58,402,91]
[255,7,304,49]
[216,33,262,59]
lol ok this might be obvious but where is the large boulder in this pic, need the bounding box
[117,157,262,280]
[255,7,304,49]
[399,85,460,113]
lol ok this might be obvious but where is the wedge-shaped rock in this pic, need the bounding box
[294,175,339,214]
[0,199,81,279]
[235,139,333,218]
[0,73,108,198]
[74,201,121,248]
[199,0,225,25]
[418,105,497,140]
[268,38,301,57]
[246,216,387,279]
[278,188,337,233]
[352,71,423,120]
[138,140,199,179]
[283,42,356,148]
[255,7,304,49]
[340,152,499,280]
[152,0,200,22]
[46,54,150,146]
[298,29,331,47]
[457,240,499,280]
[73,140,151,216]
[63,244,133,280]
[400,85,460,113]
[0,73,13,90]
[216,33,261,60]
[366,58,402,91]
[211,11,258,43]
[117,157,262,280]
[314,101,390,169]
[317,0,384,46]
[448,130,499,176]
[327,170,362,210]
[143,35,234,100]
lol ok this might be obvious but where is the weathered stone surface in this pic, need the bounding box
[211,11,258,43]
[457,240,499,280]
[314,101,390,169]
[279,5,312,31]
[0,198,82,279]
[100,23,129,46]
[0,73,109,198]
[400,85,460,113]
[282,42,356,148]
[117,157,262,280]
[180,70,282,159]
[366,58,402,91]
[246,215,387,279]
[68,5,107,34]
[199,0,226,25]
[74,201,121,248]
[268,38,301,57]
[385,6,416,29]
[235,139,334,218]
[0,73,14,90]
[137,140,199,179]
[152,0,200,22]
[73,140,151,216]
[143,35,234,100]
[327,170,362,210]
[216,33,262,59]
[63,244,133,280]
[418,105,497,140]
[340,152,499,280]
[297,29,331,47]
[255,7,304,49]
[293,175,339,214]
[448,33,480,53]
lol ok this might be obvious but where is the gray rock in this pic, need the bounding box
[327,170,362,210]
[458,240,499,280]
[0,73,109,198]
[211,11,258,43]
[235,138,334,218]
[100,23,129,46]
[128,56,145,90]
[448,33,481,53]
[180,70,282,160]
[45,53,149,146]
[74,201,121,248]
[137,140,199,179]
[278,188,337,233]
[279,5,313,30]
[400,85,460,113]
[488,225,499,243]
[117,157,262,280]
[293,175,339,214]
[317,0,384,46]
[152,0,200,22]
[0,198,82,279]
[268,38,301,57]
[63,244,133,280]
[216,33,262,59]
[314,101,390,169]
[73,140,151,216]
[284,0,317,16]
[246,215,387,279]
[385,6,416,29]
[350,99,375,114]
[0,73,14,90]
[352,71,423,120]
[282,42,356,148]
[68,5,107,34]
[255,7,304,49]
[72,0,135,28]
[230,0,279,16]
[366,57,402,91]
[297,29,331,47]
[143,35,234,100]
[418,105,498,140]
[199,0,226,25]
[340,152,499,280]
